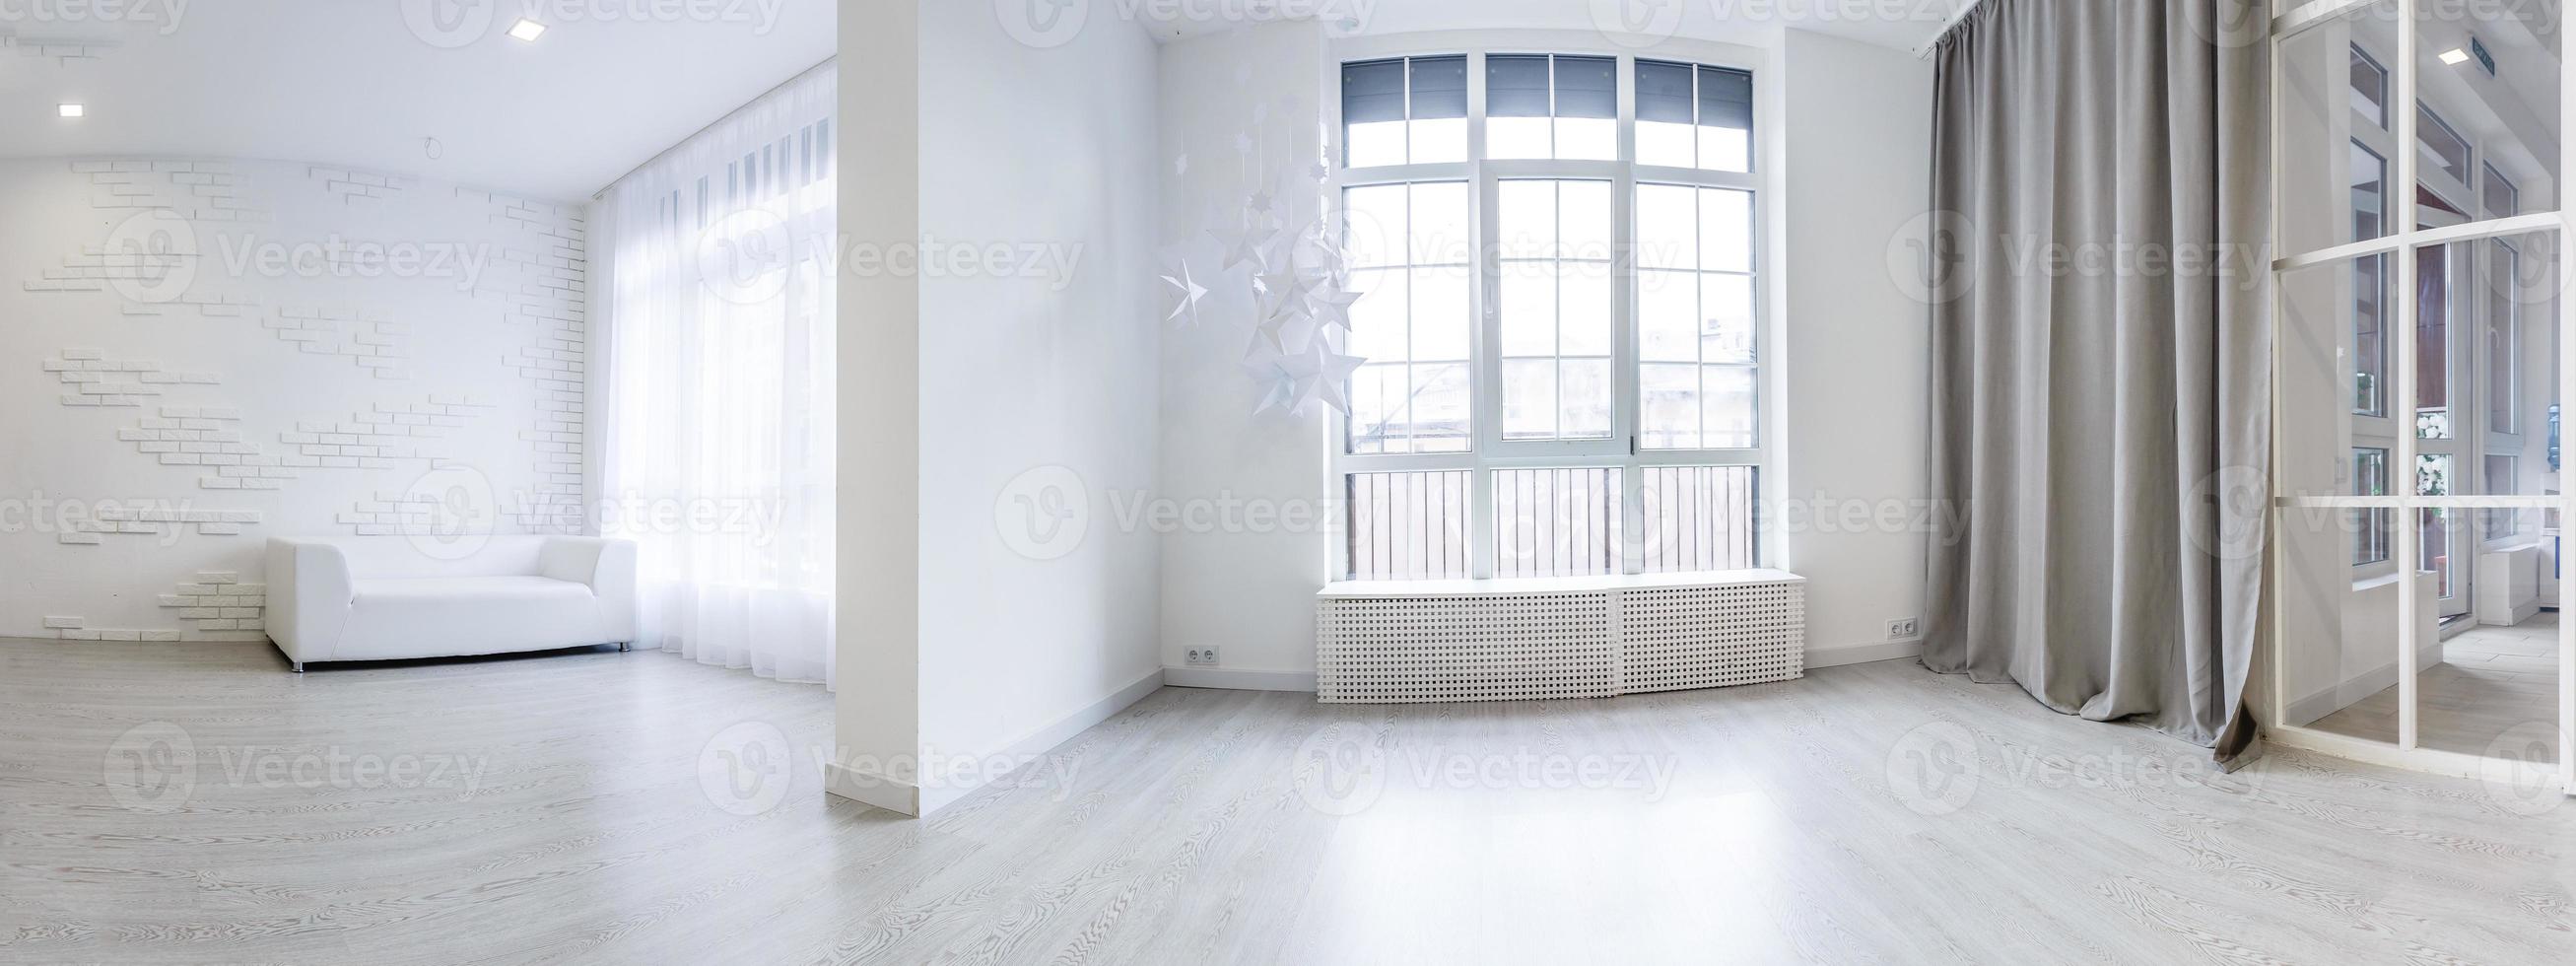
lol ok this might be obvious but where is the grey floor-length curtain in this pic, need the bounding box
[1923,0,2270,764]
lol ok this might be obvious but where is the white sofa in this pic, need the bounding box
[265,535,638,671]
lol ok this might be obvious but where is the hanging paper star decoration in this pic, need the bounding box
[1160,261,1208,326]
[1162,164,1372,419]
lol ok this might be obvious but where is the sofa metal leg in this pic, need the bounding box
[291,661,305,673]
[618,643,630,653]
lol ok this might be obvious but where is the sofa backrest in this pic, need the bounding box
[327,535,554,579]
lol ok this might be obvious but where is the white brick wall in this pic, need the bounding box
[4,158,589,641]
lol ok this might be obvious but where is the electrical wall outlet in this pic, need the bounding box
[1186,647,1221,665]
[1887,617,1920,640]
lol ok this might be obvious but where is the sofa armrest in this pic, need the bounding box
[265,538,355,663]
[541,536,639,644]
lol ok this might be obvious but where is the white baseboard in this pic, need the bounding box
[825,667,1166,818]
[1806,639,1923,668]
[2284,642,2448,726]
[1162,665,1318,692]
[822,759,920,816]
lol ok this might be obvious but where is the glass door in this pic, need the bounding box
[2270,0,2570,801]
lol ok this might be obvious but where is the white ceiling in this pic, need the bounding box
[1135,0,1970,52]
[1,1,835,201]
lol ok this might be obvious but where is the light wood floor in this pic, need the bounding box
[2312,612,2564,759]
[5,639,2575,965]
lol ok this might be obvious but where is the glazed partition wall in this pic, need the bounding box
[2271,0,2573,794]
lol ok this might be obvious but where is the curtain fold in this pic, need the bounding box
[598,61,838,688]
[1923,0,2270,762]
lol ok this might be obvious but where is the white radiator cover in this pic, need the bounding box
[1316,570,1806,703]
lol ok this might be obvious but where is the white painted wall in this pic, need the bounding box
[832,1,1164,815]
[1150,25,1937,680]
[1155,22,1332,688]
[0,157,586,643]
[1777,29,1935,663]
[913,0,1164,792]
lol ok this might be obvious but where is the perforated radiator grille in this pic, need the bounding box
[1316,577,1803,703]
[1618,583,1804,693]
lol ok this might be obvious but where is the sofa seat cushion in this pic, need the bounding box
[354,575,595,605]
[336,576,611,660]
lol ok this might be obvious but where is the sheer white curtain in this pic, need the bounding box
[597,61,836,686]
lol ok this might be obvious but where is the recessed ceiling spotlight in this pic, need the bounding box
[508,19,547,41]
[58,104,85,118]
[2438,47,2472,65]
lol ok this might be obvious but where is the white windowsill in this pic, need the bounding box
[1319,568,1803,597]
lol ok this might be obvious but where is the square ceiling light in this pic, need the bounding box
[508,19,547,41]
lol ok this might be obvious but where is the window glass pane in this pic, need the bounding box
[1342,184,1406,267]
[2416,104,2472,188]
[1555,56,1615,118]
[1409,181,1470,265]
[2482,164,2518,219]
[1341,182,1471,454]
[1701,275,1756,363]
[1559,264,1612,356]
[1487,53,1553,160]
[2452,229,2555,497]
[1490,116,1553,160]
[1498,180,1613,442]
[1637,59,1698,168]
[1345,471,1471,580]
[2277,14,2398,257]
[2350,141,2385,242]
[1635,184,1696,270]
[1555,55,1616,160]
[1639,184,1761,449]
[1697,66,1753,172]
[1638,270,1697,361]
[1493,467,1622,578]
[1559,179,1612,258]
[1409,55,1467,164]
[2352,448,2392,565]
[2418,242,2453,435]
[1486,54,1550,117]
[2411,6,2559,210]
[2350,45,2387,129]
[2353,252,2388,416]
[1499,263,1555,356]
[1702,365,1757,448]
[2488,239,2519,435]
[1699,188,1752,272]
[1641,363,1698,448]
[1642,466,1758,572]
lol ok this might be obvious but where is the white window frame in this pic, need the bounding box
[1322,31,1782,582]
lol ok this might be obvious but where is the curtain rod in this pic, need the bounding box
[588,55,836,202]
[1912,0,1984,59]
